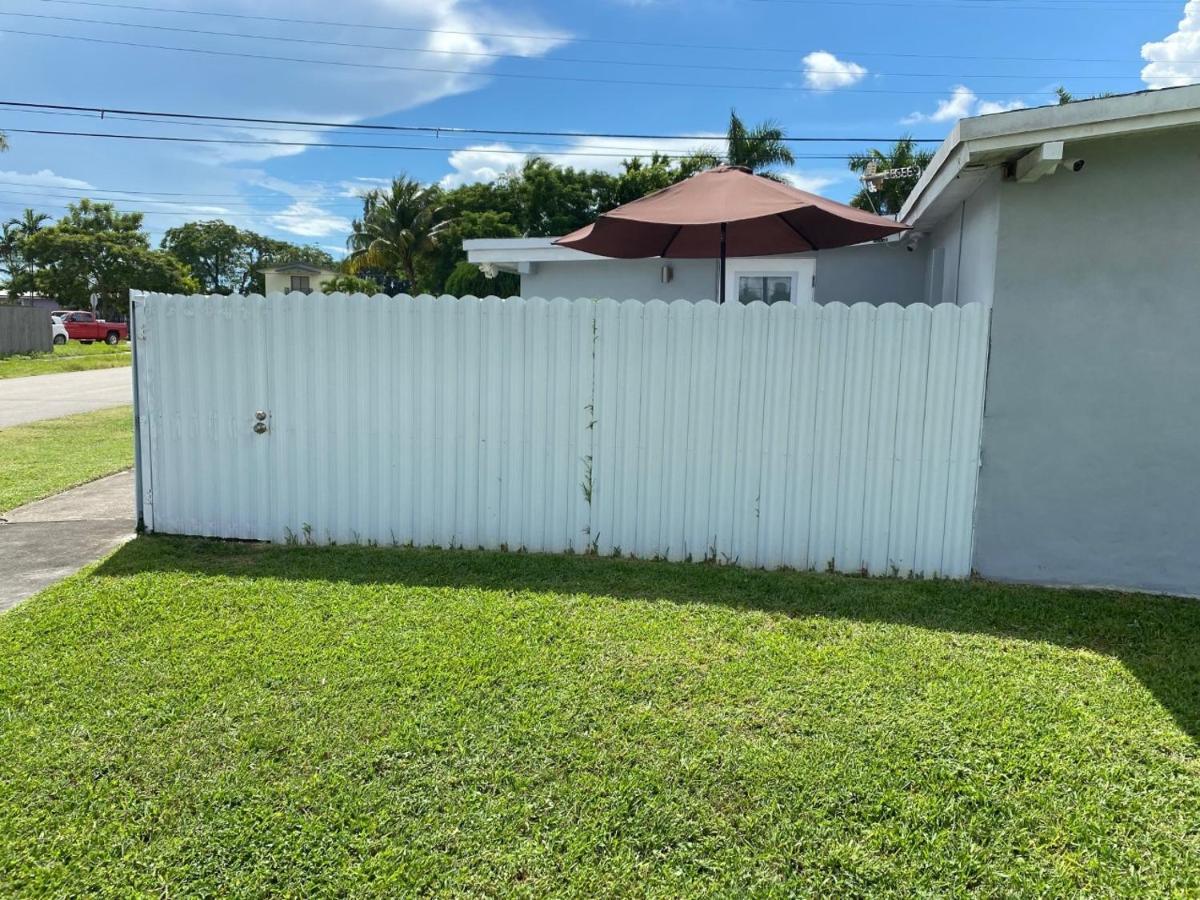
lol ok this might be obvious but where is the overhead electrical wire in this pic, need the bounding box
[0,27,1073,97]
[28,0,1178,61]
[0,127,873,160]
[0,100,948,144]
[0,11,1173,78]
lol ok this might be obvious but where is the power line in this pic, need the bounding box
[0,11,1170,78]
[0,27,1068,97]
[0,177,368,202]
[0,100,948,144]
[28,0,1173,62]
[0,126,875,160]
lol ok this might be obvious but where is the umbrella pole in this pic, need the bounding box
[719,222,727,304]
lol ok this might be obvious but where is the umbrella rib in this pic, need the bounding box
[660,224,684,258]
[777,213,821,252]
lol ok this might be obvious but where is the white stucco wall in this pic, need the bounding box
[923,169,1001,307]
[517,242,929,306]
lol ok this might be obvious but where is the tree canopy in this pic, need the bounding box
[23,201,197,313]
[847,138,935,216]
[161,221,335,295]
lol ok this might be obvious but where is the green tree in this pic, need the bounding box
[0,209,50,297]
[323,273,381,294]
[25,200,196,314]
[421,209,521,294]
[347,177,448,290]
[161,220,248,294]
[162,221,335,294]
[0,132,7,152]
[443,261,520,298]
[847,137,935,216]
[724,110,795,178]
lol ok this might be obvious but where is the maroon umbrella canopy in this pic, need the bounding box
[555,165,907,301]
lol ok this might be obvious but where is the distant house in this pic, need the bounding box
[260,262,339,295]
[464,85,1200,597]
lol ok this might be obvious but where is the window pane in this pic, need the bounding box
[737,276,764,305]
[766,276,793,304]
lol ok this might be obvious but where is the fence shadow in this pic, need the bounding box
[94,535,1200,743]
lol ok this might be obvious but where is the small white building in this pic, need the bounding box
[260,262,339,295]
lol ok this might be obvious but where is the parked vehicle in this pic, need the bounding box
[53,310,128,345]
[50,315,68,345]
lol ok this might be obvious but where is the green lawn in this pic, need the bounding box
[0,341,131,379]
[0,406,133,512]
[1,538,1197,896]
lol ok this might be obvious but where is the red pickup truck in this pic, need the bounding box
[53,310,129,345]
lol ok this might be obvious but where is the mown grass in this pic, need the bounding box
[0,406,133,512]
[0,341,131,379]
[1,536,1197,896]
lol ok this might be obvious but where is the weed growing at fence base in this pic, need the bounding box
[2,537,1198,895]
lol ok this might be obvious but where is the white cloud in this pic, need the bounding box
[802,51,868,91]
[903,85,1025,123]
[0,169,93,190]
[1142,0,1200,88]
[440,144,522,188]
[439,135,727,188]
[778,171,841,194]
[268,201,353,238]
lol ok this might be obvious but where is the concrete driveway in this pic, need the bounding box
[0,366,132,427]
[0,471,136,613]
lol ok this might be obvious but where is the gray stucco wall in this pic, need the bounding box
[519,242,929,305]
[813,241,929,305]
[974,126,1200,596]
[0,306,52,357]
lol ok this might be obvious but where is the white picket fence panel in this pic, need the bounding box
[133,292,990,577]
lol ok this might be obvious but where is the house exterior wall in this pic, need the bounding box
[924,170,1000,307]
[264,270,337,294]
[520,257,718,302]
[518,243,929,305]
[973,126,1200,596]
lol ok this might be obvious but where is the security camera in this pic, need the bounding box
[1063,158,1086,173]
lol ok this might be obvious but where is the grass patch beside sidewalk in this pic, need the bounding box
[0,406,133,512]
[0,342,131,380]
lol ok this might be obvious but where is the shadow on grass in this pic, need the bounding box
[94,535,1200,742]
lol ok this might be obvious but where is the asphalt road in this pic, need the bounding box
[0,366,133,428]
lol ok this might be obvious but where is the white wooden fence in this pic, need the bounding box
[132,293,990,577]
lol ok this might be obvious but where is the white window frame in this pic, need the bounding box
[723,257,815,305]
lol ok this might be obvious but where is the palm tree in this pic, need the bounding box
[346,177,447,291]
[0,209,50,296]
[848,137,935,216]
[0,132,8,152]
[0,221,20,292]
[15,209,49,238]
[725,110,795,179]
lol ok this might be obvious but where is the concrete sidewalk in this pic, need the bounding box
[0,366,132,427]
[0,470,136,613]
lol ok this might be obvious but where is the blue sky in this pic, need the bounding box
[1,0,1196,252]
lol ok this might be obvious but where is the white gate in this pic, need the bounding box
[133,293,990,577]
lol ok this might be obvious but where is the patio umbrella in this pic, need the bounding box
[555,165,908,303]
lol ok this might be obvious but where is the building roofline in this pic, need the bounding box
[900,84,1200,227]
